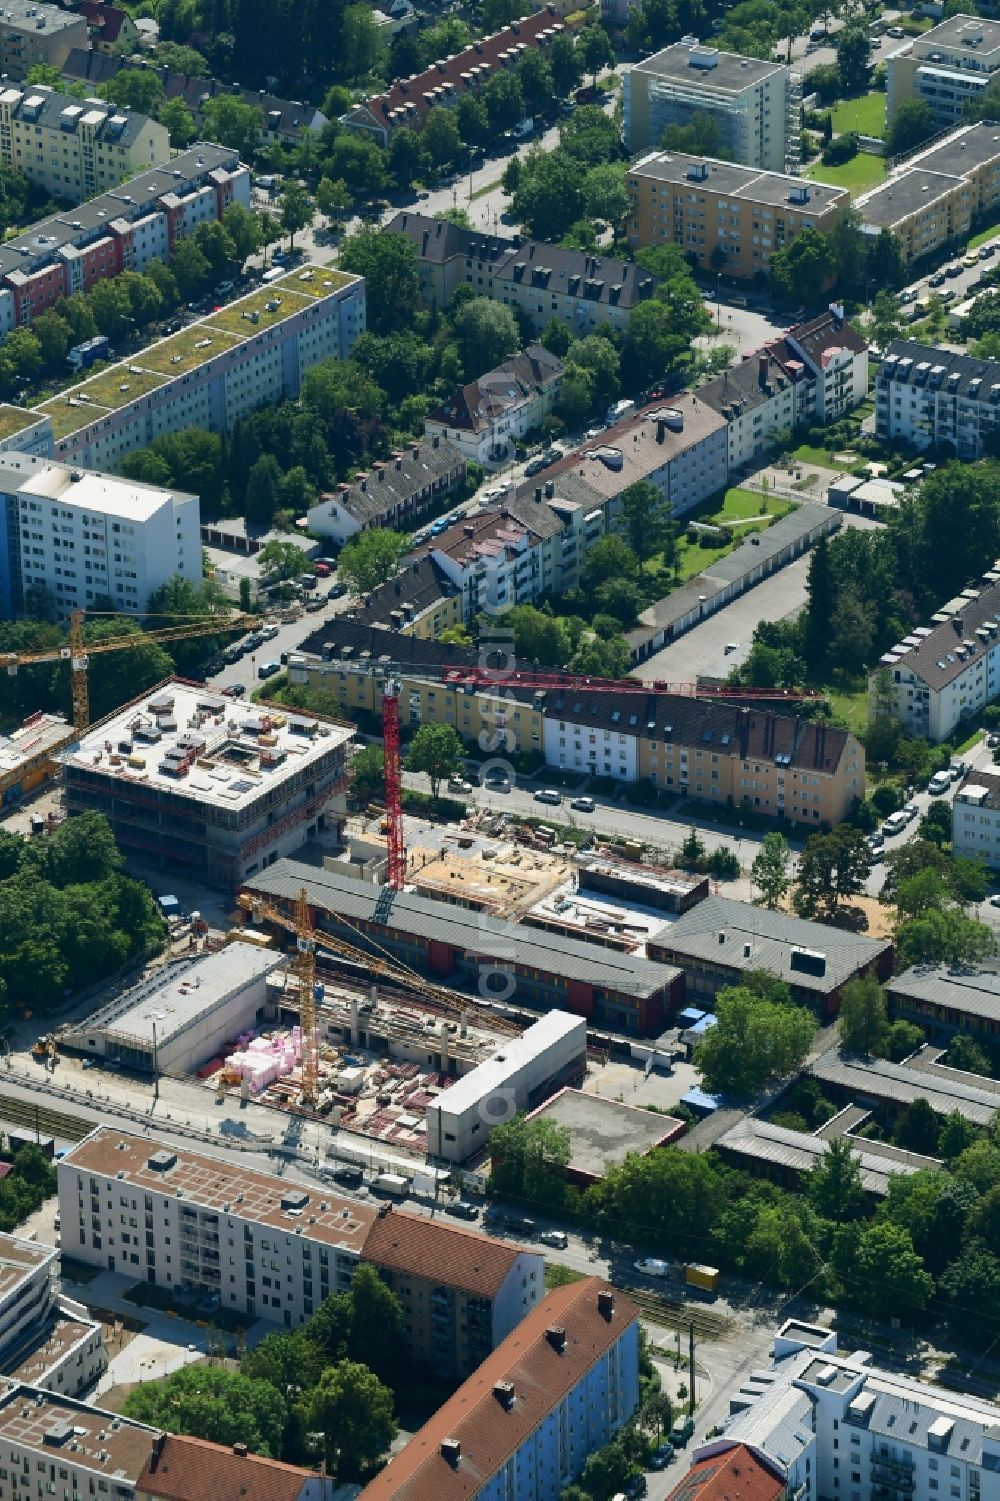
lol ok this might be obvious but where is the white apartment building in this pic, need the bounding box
[623,39,797,170]
[0,1233,106,1397]
[424,344,564,466]
[1,455,199,617]
[0,83,169,203]
[953,769,1000,866]
[877,340,1000,458]
[59,1127,544,1376]
[887,13,1000,130]
[698,1319,1000,1501]
[873,567,1000,741]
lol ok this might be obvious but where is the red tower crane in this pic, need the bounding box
[381,674,407,890]
[439,667,822,701]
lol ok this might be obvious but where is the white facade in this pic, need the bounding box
[3,457,199,617]
[703,1321,1000,1501]
[874,571,1000,742]
[953,778,1000,867]
[887,14,1000,128]
[0,1235,106,1397]
[425,1012,587,1162]
[543,710,640,782]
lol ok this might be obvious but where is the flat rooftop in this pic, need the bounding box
[0,1234,53,1299]
[36,264,355,437]
[857,167,964,228]
[630,150,847,214]
[717,1116,932,1195]
[76,945,286,1052]
[7,1317,97,1388]
[20,463,186,523]
[0,714,70,776]
[0,403,42,441]
[809,1048,1000,1125]
[63,681,352,812]
[529,1087,682,1178]
[889,961,1000,1019]
[431,1013,586,1118]
[913,13,1000,51]
[910,122,1000,176]
[62,1126,379,1253]
[629,40,787,90]
[0,1381,154,1483]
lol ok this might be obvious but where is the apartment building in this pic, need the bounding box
[698,1320,1000,1501]
[59,1126,544,1376]
[423,494,588,618]
[872,560,1000,741]
[0,0,87,82]
[63,50,329,150]
[953,768,1000,866]
[0,83,168,204]
[425,343,564,466]
[0,1233,106,1397]
[306,435,465,544]
[856,122,1000,264]
[886,12,1000,129]
[25,267,364,473]
[648,895,893,1018]
[387,211,661,334]
[0,454,199,618]
[0,1384,333,1501]
[526,395,729,521]
[62,680,353,888]
[876,337,1000,456]
[77,4,141,56]
[626,150,849,279]
[342,5,565,145]
[623,39,797,170]
[0,143,249,332]
[359,1279,640,1501]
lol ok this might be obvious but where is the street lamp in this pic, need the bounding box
[716,272,722,329]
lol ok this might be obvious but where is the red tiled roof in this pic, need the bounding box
[79,2,129,42]
[665,1446,787,1501]
[359,1278,638,1501]
[363,1206,525,1298]
[359,5,563,127]
[139,1434,313,1501]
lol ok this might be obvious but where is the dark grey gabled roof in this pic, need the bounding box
[888,962,1000,1020]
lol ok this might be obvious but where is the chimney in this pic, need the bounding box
[546,1325,567,1353]
[597,1288,615,1320]
[395,457,402,471]
[656,419,666,444]
[432,434,440,448]
[758,354,768,387]
[464,524,475,537]
[493,1380,515,1408]
[232,1443,248,1457]
[411,443,419,458]
[545,480,554,498]
[534,486,542,502]
[441,1439,461,1466]
[954,617,964,634]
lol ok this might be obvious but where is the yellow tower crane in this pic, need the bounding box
[237,887,321,1108]
[3,609,261,737]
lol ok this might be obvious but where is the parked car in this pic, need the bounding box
[305,596,324,612]
[331,1165,363,1188]
[981,243,997,259]
[534,788,562,805]
[887,24,905,36]
[902,801,920,822]
[328,581,347,599]
[314,561,332,577]
[945,262,963,278]
[623,1479,647,1500]
[989,734,1000,748]
[539,1229,568,1249]
[928,272,946,288]
[524,454,551,477]
[990,894,1000,908]
[448,776,473,793]
[257,661,281,679]
[445,1201,480,1220]
[222,683,246,697]
[570,795,595,812]
[260,623,280,640]
[650,1444,675,1470]
[483,772,511,791]
[928,770,952,794]
[898,288,917,304]
[504,1214,535,1233]
[882,811,909,836]
[634,1257,670,1278]
[939,290,957,305]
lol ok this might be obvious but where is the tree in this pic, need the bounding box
[694,983,816,1098]
[339,2,388,82]
[245,453,283,527]
[257,539,306,582]
[351,744,385,805]
[170,236,212,299]
[770,225,834,306]
[584,535,639,587]
[870,289,903,352]
[836,1220,933,1320]
[895,907,997,968]
[316,175,352,222]
[202,96,262,160]
[808,1136,866,1223]
[577,23,614,84]
[660,112,729,158]
[886,97,935,158]
[550,32,582,98]
[222,201,261,264]
[87,279,132,341]
[622,295,708,390]
[240,1329,324,1397]
[938,1110,978,1161]
[511,149,585,241]
[518,50,553,116]
[867,227,906,293]
[31,310,70,369]
[752,832,792,910]
[451,297,519,376]
[583,163,629,233]
[489,1112,570,1208]
[581,1440,637,1501]
[829,595,875,676]
[326,135,389,197]
[949,1034,994,1078]
[794,826,871,920]
[339,230,419,336]
[895,1097,941,1156]
[836,23,872,93]
[297,1361,396,1481]
[406,722,463,797]
[101,68,165,116]
[803,531,834,672]
[160,96,197,149]
[338,529,409,593]
[484,69,525,135]
[839,973,887,1055]
[506,603,571,667]
[279,181,312,250]
[257,209,281,269]
[122,1366,286,1458]
[939,1248,1000,1339]
[40,811,122,887]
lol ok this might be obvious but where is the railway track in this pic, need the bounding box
[611,1279,732,1340]
[0,1092,91,1143]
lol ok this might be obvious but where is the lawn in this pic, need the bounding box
[830,92,886,139]
[665,488,793,581]
[823,683,870,737]
[804,152,886,196]
[967,223,1000,252]
[787,440,864,472]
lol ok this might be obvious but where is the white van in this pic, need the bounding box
[928,771,952,795]
[882,811,909,836]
